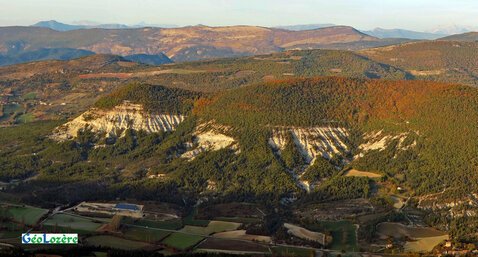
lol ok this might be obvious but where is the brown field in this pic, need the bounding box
[404,235,449,253]
[284,223,326,245]
[197,238,269,253]
[345,169,382,178]
[377,222,449,253]
[212,230,272,243]
[377,222,446,238]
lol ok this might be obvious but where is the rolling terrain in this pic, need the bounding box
[0,49,411,125]
[439,31,478,41]
[0,25,408,62]
[1,45,478,254]
[360,40,478,86]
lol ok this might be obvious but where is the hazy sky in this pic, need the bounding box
[0,0,476,31]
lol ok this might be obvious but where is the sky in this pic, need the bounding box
[0,0,476,31]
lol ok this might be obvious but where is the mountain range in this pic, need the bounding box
[362,28,447,40]
[32,20,178,31]
[2,34,478,253]
[0,25,408,63]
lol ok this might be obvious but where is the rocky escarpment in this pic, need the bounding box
[355,130,417,159]
[52,102,185,140]
[181,123,237,160]
[269,126,350,164]
[269,126,350,191]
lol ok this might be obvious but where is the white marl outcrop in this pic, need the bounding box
[181,123,237,160]
[52,102,185,140]
[268,126,350,163]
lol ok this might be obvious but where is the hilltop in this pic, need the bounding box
[439,31,478,41]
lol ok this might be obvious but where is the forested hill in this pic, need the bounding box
[94,83,201,114]
[196,77,478,194]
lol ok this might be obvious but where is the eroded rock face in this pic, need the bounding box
[268,126,350,163]
[52,102,185,140]
[181,123,236,160]
[356,130,417,158]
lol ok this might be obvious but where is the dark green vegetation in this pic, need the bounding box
[0,48,94,66]
[124,53,173,66]
[94,83,201,113]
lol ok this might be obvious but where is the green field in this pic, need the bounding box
[43,213,103,232]
[86,235,150,250]
[0,205,48,225]
[272,246,316,257]
[0,104,23,121]
[161,233,205,250]
[15,113,35,123]
[22,92,37,100]
[180,221,241,236]
[123,226,172,242]
[0,221,22,239]
[215,216,260,223]
[312,220,358,252]
[183,209,210,227]
[122,217,182,230]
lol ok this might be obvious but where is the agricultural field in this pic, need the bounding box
[43,213,104,232]
[196,238,269,253]
[15,113,34,123]
[0,221,22,239]
[212,230,272,243]
[161,233,205,250]
[183,209,210,227]
[345,169,382,178]
[376,222,448,253]
[122,226,171,243]
[85,235,151,250]
[0,104,23,122]
[0,205,48,225]
[284,223,327,245]
[22,92,37,100]
[272,246,316,257]
[121,217,182,230]
[179,221,241,236]
[312,220,358,252]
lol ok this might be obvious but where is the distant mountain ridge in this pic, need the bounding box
[32,20,178,31]
[0,48,95,66]
[0,25,407,62]
[362,28,447,40]
[275,24,336,31]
